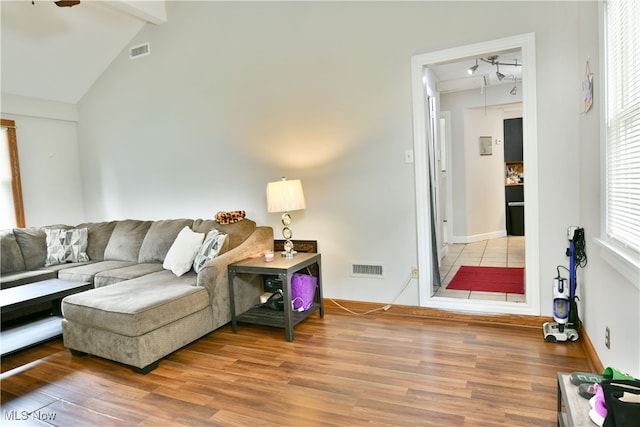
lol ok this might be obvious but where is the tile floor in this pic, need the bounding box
[435,236,526,302]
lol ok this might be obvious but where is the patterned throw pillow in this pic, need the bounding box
[45,228,90,266]
[193,229,228,273]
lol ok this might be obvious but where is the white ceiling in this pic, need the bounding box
[429,49,522,93]
[1,0,166,105]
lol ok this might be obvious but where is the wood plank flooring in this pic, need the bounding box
[1,304,592,426]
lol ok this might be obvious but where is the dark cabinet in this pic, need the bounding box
[504,118,523,162]
[504,118,525,235]
[505,185,524,203]
[505,185,525,236]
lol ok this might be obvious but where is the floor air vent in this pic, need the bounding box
[130,43,150,59]
[351,264,384,278]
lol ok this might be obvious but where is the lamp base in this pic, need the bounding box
[281,237,296,258]
[281,251,297,259]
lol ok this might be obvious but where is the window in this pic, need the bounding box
[601,0,640,281]
[1,119,25,228]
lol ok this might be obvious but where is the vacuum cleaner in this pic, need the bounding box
[543,226,587,342]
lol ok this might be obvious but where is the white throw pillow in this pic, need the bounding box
[193,229,228,273]
[163,226,205,276]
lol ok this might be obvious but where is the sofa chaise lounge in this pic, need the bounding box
[1,218,273,373]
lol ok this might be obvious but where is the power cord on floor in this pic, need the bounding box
[329,273,415,315]
[573,228,588,268]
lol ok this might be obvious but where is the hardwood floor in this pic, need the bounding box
[1,304,592,426]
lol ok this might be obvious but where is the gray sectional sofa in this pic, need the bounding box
[1,218,273,373]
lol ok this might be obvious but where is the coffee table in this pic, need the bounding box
[1,278,92,356]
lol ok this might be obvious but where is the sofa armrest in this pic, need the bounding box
[196,226,274,329]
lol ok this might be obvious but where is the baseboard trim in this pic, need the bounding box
[448,229,508,244]
[325,298,603,371]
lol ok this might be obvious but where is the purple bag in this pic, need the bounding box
[291,273,317,310]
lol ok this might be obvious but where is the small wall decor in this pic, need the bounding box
[479,136,492,155]
[583,58,594,113]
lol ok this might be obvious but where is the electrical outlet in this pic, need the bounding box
[605,326,611,349]
[411,266,419,278]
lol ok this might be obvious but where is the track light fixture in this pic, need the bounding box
[468,59,479,75]
[510,77,519,95]
[468,55,521,83]
[496,64,505,81]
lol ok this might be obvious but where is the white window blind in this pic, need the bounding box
[605,0,640,255]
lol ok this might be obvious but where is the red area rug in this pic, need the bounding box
[446,266,525,294]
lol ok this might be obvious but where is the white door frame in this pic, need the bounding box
[411,33,540,315]
[440,111,453,248]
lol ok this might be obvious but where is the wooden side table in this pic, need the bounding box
[228,252,323,341]
[557,372,592,426]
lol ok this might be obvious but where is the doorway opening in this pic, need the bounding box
[411,33,540,316]
[435,108,526,303]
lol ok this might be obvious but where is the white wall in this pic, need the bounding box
[79,1,431,306]
[1,95,85,227]
[576,2,639,376]
[463,107,505,240]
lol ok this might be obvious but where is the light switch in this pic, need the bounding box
[404,149,414,163]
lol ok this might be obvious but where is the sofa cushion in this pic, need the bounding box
[14,225,70,270]
[13,227,46,270]
[192,218,255,251]
[162,227,204,277]
[58,260,136,284]
[62,270,204,337]
[45,228,90,266]
[103,220,152,262]
[94,263,164,288]
[138,219,192,264]
[0,261,92,289]
[1,229,25,274]
[193,229,228,274]
[0,270,57,289]
[75,221,117,261]
[39,261,94,273]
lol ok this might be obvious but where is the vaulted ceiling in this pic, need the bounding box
[1,0,166,104]
[1,1,520,106]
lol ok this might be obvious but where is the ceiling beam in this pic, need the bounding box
[103,1,167,25]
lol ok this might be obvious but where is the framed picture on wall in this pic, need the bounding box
[480,136,492,155]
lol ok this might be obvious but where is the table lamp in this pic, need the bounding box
[266,177,306,258]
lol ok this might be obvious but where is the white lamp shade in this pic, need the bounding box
[266,179,306,213]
